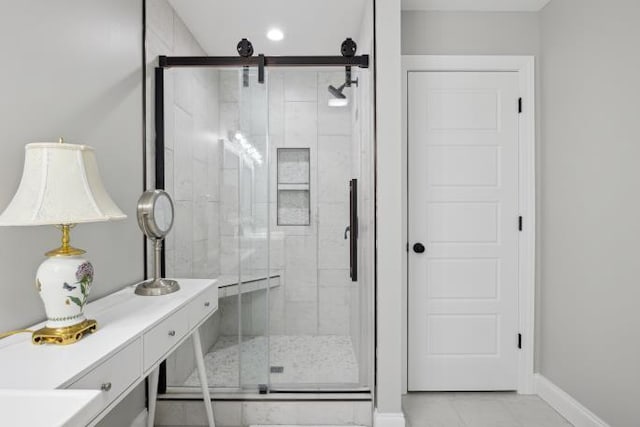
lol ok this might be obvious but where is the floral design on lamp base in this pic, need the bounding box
[32,256,97,345]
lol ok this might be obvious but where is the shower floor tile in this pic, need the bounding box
[183,335,359,387]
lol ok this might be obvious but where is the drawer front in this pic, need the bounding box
[69,339,142,414]
[143,307,189,371]
[188,285,218,328]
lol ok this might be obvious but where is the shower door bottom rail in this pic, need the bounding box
[161,387,373,400]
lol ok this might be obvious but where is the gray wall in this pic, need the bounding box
[540,1,640,425]
[402,11,539,55]
[0,1,145,425]
[0,0,144,328]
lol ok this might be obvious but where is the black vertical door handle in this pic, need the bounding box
[349,179,358,281]
[413,243,426,254]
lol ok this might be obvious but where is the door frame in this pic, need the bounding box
[401,55,536,394]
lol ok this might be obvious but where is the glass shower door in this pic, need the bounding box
[163,65,271,392]
[235,67,271,391]
[265,68,367,390]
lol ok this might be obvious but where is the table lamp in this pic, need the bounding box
[0,139,126,345]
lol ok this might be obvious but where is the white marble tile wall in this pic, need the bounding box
[146,0,222,386]
[284,102,318,149]
[315,84,354,337]
[274,70,355,337]
[319,268,353,335]
[214,69,357,341]
[147,0,222,280]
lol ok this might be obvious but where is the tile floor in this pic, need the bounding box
[403,392,572,427]
[182,335,359,387]
[160,392,569,427]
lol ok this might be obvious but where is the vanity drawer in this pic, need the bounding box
[188,285,218,328]
[143,306,188,371]
[68,338,141,414]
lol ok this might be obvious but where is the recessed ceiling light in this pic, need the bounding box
[267,28,284,41]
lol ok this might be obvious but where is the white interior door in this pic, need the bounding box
[408,71,520,391]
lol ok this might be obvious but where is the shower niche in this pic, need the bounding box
[277,148,310,226]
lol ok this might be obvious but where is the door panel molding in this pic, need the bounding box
[401,55,536,394]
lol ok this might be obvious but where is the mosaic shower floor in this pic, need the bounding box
[183,335,359,387]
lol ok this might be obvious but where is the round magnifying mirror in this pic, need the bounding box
[137,190,174,240]
[135,190,180,296]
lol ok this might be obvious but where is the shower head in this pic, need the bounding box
[328,83,348,107]
[328,83,346,99]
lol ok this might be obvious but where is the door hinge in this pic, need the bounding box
[518,333,522,349]
[518,216,523,232]
[406,242,409,252]
[518,97,523,114]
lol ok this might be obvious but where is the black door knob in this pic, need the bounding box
[413,243,426,254]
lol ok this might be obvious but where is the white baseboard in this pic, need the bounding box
[535,374,609,427]
[373,410,405,427]
[130,409,147,427]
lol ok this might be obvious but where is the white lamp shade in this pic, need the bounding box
[0,142,126,226]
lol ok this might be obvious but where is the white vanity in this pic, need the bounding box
[0,389,103,427]
[0,278,218,427]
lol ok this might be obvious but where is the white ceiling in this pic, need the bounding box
[401,0,552,12]
[168,0,370,56]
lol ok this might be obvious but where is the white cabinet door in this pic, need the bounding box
[408,71,520,391]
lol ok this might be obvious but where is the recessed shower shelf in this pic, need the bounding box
[277,148,311,226]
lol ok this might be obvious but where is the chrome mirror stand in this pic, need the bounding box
[134,190,180,296]
[135,238,180,296]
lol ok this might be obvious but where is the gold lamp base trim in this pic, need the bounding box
[45,245,86,257]
[45,224,86,257]
[32,319,97,345]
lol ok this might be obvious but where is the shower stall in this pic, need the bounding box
[150,47,375,395]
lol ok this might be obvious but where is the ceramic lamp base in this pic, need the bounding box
[32,319,97,345]
[35,249,96,345]
[135,278,180,296]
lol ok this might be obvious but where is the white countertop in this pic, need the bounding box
[0,389,103,427]
[0,278,216,389]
